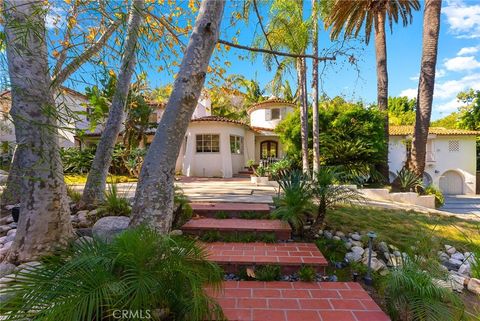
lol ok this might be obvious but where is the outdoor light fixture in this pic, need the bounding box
[364,231,377,286]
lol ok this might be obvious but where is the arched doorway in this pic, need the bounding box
[423,172,433,186]
[260,140,278,159]
[439,171,464,195]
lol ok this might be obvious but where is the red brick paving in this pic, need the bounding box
[204,242,328,273]
[190,202,270,217]
[181,218,291,240]
[207,281,390,321]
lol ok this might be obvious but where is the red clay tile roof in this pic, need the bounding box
[389,125,478,136]
[251,126,275,132]
[191,116,249,127]
[247,98,296,114]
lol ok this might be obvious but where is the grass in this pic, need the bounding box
[65,174,137,184]
[326,205,480,252]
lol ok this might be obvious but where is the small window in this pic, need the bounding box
[196,134,220,153]
[271,108,280,120]
[230,135,243,154]
[448,140,460,152]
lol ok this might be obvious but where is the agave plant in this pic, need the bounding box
[312,167,364,226]
[272,169,315,233]
[382,258,464,321]
[0,227,225,321]
[396,167,423,192]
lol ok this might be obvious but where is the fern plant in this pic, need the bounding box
[0,227,225,321]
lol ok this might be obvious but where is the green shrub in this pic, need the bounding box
[214,211,229,219]
[172,187,193,229]
[298,266,316,282]
[60,147,95,174]
[315,238,348,263]
[66,185,81,203]
[381,259,464,321]
[395,167,422,192]
[423,185,445,208]
[253,165,267,177]
[272,169,315,233]
[97,184,131,218]
[0,227,225,321]
[255,265,281,281]
[198,231,276,243]
[267,158,294,179]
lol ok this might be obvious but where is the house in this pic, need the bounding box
[388,126,478,195]
[0,87,90,151]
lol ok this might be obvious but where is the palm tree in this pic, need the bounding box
[409,0,442,177]
[256,0,311,174]
[311,0,320,173]
[325,0,421,180]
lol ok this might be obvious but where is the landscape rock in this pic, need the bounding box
[458,263,471,276]
[169,230,183,236]
[389,244,399,252]
[467,278,480,295]
[448,258,463,268]
[464,252,475,264]
[344,242,352,250]
[377,241,389,253]
[351,240,363,247]
[444,245,456,255]
[0,236,7,244]
[332,236,341,241]
[16,261,42,273]
[92,216,130,242]
[438,251,450,262]
[0,225,11,235]
[393,250,401,257]
[433,278,452,291]
[363,249,377,258]
[335,231,345,238]
[0,263,16,278]
[324,231,333,239]
[448,273,465,293]
[345,251,362,263]
[362,257,386,272]
[350,233,361,241]
[451,252,465,261]
[6,229,15,237]
[74,236,93,247]
[351,246,365,256]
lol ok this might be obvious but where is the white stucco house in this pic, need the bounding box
[0,87,90,151]
[388,126,478,195]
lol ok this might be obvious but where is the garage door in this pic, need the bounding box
[440,171,463,195]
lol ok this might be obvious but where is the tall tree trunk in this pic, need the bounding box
[297,58,309,174]
[374,12,390,181]
[130,0,225,233]
[311,0,320,174]
[4,0,73,263]
[410,0,442,176]
[81,0,145,206]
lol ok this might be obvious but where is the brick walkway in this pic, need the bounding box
[190,202,271,217]
[181,218,291,240]
[204,242,328,273]
[208,281,390,321]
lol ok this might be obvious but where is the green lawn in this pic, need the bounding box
[325,205,480,252]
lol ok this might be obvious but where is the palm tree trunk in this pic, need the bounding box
[80,0,145,206]
[374,12,390,181]
[410,0,442,176]
[130,0,225,233]
[4,0,73,262]
[297,58,310,174]
[311,0,320,174]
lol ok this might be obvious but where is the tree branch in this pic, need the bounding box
[53,1,79,77]
[252,0,280,66]
[145,11,186,49]
[217,39,337,62]
[52,19,122,87]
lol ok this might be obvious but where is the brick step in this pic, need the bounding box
[190,202,270,218]
[238,170,254,175]
[207,281,390,321]
[204,242,328,274]
[181,218,292,240]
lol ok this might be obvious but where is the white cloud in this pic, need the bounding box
[434,98,467,112]
[399,88,417,99]
[434,73,480,99]
[443,0,480,38]
[444,56,480,71]
[409,69,446,81]
[457,46,479,55]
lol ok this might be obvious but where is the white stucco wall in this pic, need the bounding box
[249,104,294,129]
[388,135,477,195]
[178,121,253,178]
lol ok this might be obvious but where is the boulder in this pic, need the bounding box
[377,241,389,253]
[92,216,130,242]
[6,229,15,237]
[451,252,465,261]
[169,230,183,236]
[351,246,365,256]
[362,257,386,272]
[351,233,361,241]
[444,245,456,255]
[458,263,471,276]
[448,273,465,293]
[467,278,480,295]
[345,251,362,263]
[0,263,16,278]
[448,258,463,268]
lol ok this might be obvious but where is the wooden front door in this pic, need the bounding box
[260,140,278,159]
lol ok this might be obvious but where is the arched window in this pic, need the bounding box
[260,140,278,159]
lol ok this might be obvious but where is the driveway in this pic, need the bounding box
[441,195,480,216]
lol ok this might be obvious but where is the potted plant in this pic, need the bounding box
[251,165,269,185]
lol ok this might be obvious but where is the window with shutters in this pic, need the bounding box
[196,134,220,153]
[448,140,460,152]
[271,108,280,120]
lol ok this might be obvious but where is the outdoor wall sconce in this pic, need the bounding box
[364,231,377,286]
